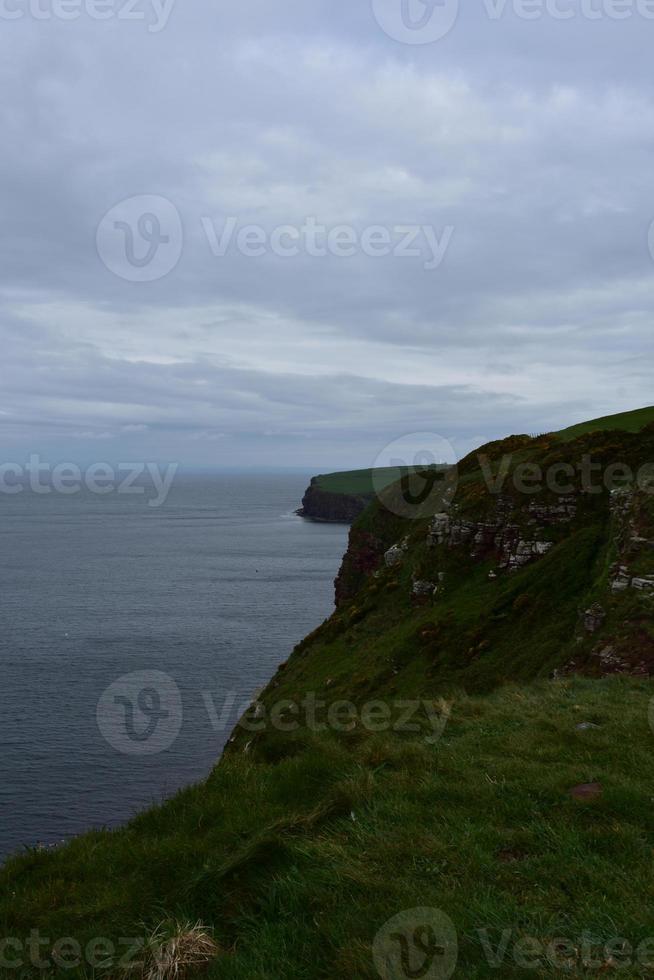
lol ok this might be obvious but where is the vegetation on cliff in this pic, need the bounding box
[557,405,654,442]
[298,466,443,523]
[3,409,654,979]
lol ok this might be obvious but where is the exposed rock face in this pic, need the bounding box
[583,604,606,633]
[384,538,409,567]
[607,489,654,594]
[298,479,371,523]
[527,500,577,524]
[329,426,654,681]
[412,579,436,600]
[594,644,649,675]
[427,505,555,572]
[610,567,631,593]
[612,569,654,593]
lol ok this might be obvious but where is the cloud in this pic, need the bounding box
[0,6,652,467]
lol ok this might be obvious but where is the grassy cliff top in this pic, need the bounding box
[315,465,442,497]
[316,406,654,497]
[3,407,654,978]
[556,404,654,441]
[3,678,653,978]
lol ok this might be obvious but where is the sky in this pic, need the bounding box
[1,0,653,471]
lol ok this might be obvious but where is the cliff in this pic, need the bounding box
[297,464,448,523]
[278,420,654,721]
[297,477,372,523]
[3,409,654,979]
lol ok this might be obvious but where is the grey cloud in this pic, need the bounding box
[0,4,652,466]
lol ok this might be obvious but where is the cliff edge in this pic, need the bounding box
[297,476,372,523]
[3,408,654,979]
[297,464,446,523]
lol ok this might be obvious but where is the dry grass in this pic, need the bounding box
[131,920,219,980]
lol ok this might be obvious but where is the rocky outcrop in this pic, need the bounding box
[610,568,654,593]
[384,538,409,567]
[608,489,654,594]
[298,479,371,523]
[583,604,606,633]
[328,423,654,681]
[411,578,439,603]
[527,499,577,524]
[427,503,556,572]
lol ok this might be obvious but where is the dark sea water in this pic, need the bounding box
[0,474,349,862]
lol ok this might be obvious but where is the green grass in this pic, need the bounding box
[3,679,654,978]
[556,405,654,442]
[317,407,654,498]
[315,466,442,497]
[330,425,654,690]
[316,404,654,500]
[4,411,654,978]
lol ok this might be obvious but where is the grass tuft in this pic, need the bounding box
[129,920,219,980]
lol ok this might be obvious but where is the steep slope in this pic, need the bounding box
[310,423,654,696]
[297,475,373,522]
[2,413,654,979]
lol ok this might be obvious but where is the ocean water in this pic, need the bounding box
[0,474,349,862]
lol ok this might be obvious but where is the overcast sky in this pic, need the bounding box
[1,0,653,470]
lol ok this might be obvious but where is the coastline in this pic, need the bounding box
[296,476,371,524]
[0,474,348,863]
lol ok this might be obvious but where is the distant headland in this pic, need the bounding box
[297,466,435,523]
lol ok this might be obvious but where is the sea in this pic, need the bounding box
[0,474,349,862]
